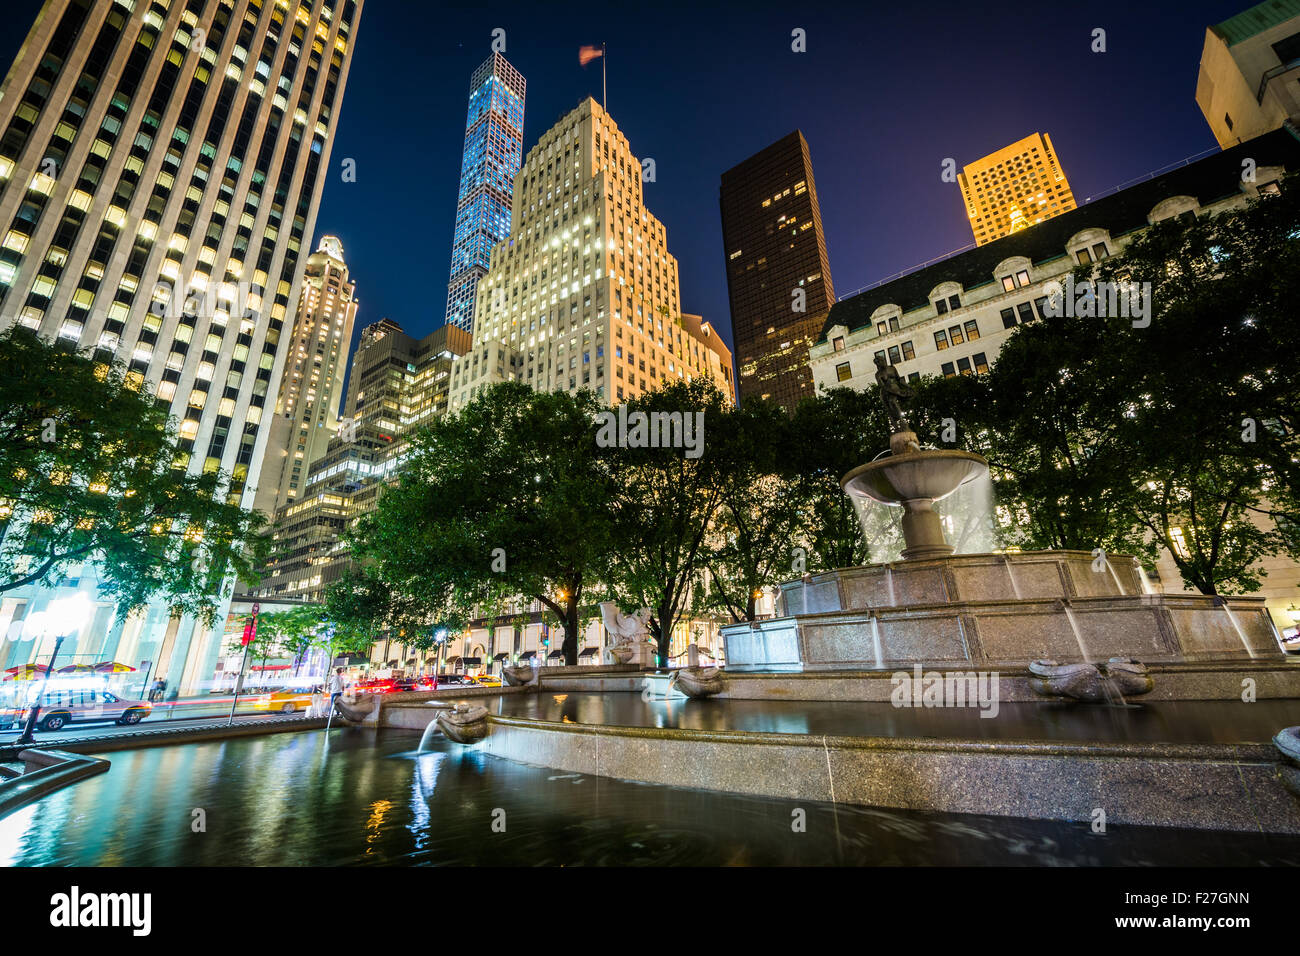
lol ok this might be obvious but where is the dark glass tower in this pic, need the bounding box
[444,52,525,335]
[719,131,835,410]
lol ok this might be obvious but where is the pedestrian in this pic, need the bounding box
[328,668,345,715]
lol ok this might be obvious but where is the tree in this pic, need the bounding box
[1083,180,1300,593]
[351,383,614,665]
[789,386,888,570]
[603,379,730,663]
[704,398,805,622]
[256,605,322,675]
[0,327,267,622]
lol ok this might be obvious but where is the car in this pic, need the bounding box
[1,687,153,731]
[252,687,319,714]
[472,675,502,687]
[354,677,396,694]
[436,673,471,686]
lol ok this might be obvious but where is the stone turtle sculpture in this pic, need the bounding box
[669,666,724,698]
[1028,657,1153,703]
[435,702,490,743]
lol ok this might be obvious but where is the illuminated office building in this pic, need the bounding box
[444,52,525,335]
[0,0,363,692]
[958,133,1076,246]
[719,131,834,410]
[449,97,735,412]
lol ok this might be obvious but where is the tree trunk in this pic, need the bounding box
[562,601,580,666]
[655,599,674,667]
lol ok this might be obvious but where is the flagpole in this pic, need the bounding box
[602,42,606,110]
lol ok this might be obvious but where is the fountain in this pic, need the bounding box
[723,358,1284,673]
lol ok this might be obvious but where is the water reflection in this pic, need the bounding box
[5,728,1298,866]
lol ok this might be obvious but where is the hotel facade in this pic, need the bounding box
[0,0,363,693]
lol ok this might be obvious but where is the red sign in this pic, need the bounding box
[241,617,257,647]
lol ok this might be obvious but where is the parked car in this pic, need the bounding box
[472,675,502,688]
[0,687,152,731]
[436,673,470,686]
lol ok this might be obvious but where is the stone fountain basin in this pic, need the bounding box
[841,450,988,505]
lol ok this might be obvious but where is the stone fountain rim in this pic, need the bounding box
[839,448,990,494]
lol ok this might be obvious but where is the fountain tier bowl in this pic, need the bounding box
[841,449,988,506]
[842,449,989,561]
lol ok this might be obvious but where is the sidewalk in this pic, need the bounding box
[0,710,330,760]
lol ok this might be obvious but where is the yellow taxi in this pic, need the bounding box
[252,687,318,714]
[471,674,502,688]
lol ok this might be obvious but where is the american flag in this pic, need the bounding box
[579,44,603,66]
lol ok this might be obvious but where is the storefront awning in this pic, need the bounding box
[578,647,598,658]
[492,652,510,661]
[461,657,483,666]
[519,650,537,660]
[546,650,564,660]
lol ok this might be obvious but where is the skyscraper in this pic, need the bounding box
[251,318,470,602]
[0,0,363,693]
[262,235,359,513]
[444,52,525,335]
[719,131,835,411]
[449,97,734,413]
[958,133,1076,246]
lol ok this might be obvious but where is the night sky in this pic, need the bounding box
[1,0,1251,363]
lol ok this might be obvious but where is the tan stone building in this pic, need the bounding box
[958,133,1077,246]
[1196,0,1300,149]
[449,97,735,411]
[261,235,359,514]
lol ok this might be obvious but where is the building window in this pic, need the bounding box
[935,299,948,315]
[907,371,920,382]
[1076,247,1092,265]
[1016,269,1030,287]
[941,361,956,378]
[1017,302,1034,324]
[836,361,852,382]
[1001,307,1017,329]
[1224,113,1233,132]
[973,352,989,374]
[877,321,887,334]
[1091,242,1109,260]
[888,316,900,331]
[1001,275,1016,292]
[963,320,979,341]
[948,325,964,345]
[934,330,949,350]
[888,345,900,364]
[957,357,972,375]
[832,336,845,352]
[1034,296,1050,320]
[901,340,915,360]
[948,294,960,310]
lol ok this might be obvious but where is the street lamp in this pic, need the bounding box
[16,592,94,745]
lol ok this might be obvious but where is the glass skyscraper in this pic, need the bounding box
[444,52,524,335]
